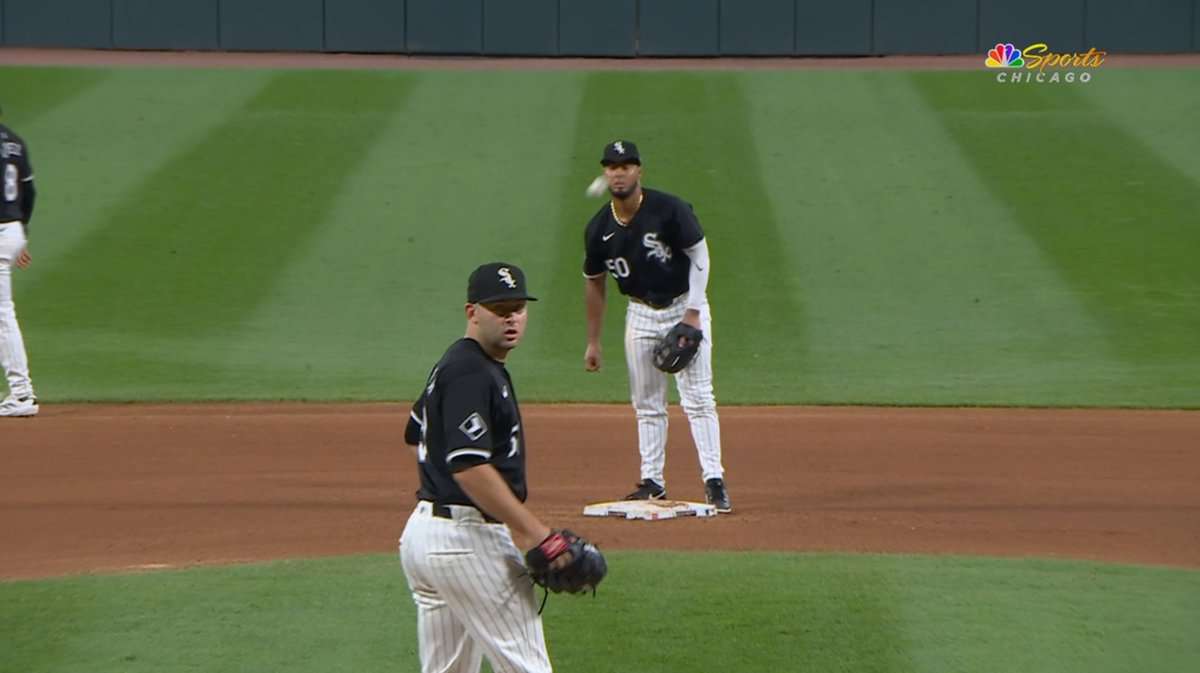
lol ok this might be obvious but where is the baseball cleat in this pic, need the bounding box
[0,396,38,418]
[624,479,666,501]
[704,478,732,513]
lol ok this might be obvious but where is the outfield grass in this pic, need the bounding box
[2,66,1197,406]
[1,552,1196,673]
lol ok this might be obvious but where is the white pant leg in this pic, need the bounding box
[675,304,724,482]
[399,504,552,673]
[625,301,670,486]
[400,509,483,673]
[0,223,33,400]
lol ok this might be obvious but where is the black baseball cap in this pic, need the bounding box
[601,140,641,166]
[467,262,538,304]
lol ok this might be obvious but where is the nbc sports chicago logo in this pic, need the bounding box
[985,42,1106,84]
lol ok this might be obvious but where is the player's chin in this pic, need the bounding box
[501,330,524,348]
[609,185,633,198]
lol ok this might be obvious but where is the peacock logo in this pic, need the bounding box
[985,42,1024,68]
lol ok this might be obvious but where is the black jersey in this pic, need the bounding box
[0,124,34,225]
[582,188,705,307]
[404,338,527,506]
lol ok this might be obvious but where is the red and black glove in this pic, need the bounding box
[524,529,607,594]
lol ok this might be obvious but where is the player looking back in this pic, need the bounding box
[399,262,605,673]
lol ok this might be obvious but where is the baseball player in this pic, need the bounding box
[399,262,597,673]
[581,140,731,512]
[0,105,38,418]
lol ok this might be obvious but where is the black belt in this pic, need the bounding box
[631,296,678,310]
[430,501,501,524]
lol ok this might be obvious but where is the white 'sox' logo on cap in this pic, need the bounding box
[497,267,517,288]
[613,141,625,154]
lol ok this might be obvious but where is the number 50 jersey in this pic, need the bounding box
[582,188,705,308]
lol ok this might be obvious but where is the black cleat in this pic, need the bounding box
[705,478,732,513]
[624,479,667,501]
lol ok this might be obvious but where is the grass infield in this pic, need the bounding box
[1,66,1196,406]
[1,552,1197,673]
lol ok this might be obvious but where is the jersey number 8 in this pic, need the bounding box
[2,164,17,203]
[605,257,631,278]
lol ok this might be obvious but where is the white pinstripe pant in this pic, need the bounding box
[0,222,33,400]
[399,501,552,673]
[625,296,724,486]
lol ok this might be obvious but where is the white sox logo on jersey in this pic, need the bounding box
[643,233,672,263]
[498,268,517,288]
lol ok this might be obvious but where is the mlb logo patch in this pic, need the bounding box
[458,412,488,441]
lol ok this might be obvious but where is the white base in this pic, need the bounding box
[582,499,717,521]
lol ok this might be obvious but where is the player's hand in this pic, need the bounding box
[584,343,602,372]
[681,308,701,329]
[15,249,31,269]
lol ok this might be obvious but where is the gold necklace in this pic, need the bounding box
[610,192,644,226]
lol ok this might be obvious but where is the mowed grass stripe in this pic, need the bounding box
[744,71,1112,406]
[14,69,272,263]
[230,71,588,400]
[12,69,273,402]
[912,73,1200,405]
[25,70,418,339]
[543,71,806,402]
[1081,70,1200,186]
[0,67,108,125]
[530,74,628,398]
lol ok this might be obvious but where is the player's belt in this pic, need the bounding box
[426,500,502,524]
[631,295,679,310]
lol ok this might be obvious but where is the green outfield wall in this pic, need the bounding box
[0,0,1196,55]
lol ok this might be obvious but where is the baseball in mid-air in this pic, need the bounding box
[585,175,609,198]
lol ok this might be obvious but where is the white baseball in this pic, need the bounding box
[585,175,609,198]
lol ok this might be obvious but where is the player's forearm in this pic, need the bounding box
[584,277,606,343]
[454,463,550,550]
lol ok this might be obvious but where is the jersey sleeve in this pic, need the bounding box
[582,220,607,278]
[673,198,705,249]
[439,370,498,472]
[404,393,425,446]
[18,142,33,181]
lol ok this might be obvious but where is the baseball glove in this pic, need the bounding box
[653,322,704,373]
[525,529,607,595]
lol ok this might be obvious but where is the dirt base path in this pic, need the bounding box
[4,404,1197,579]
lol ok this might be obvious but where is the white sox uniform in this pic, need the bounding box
[399,264,551,673]
[0,120,38,417]
[583,184,727,502]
